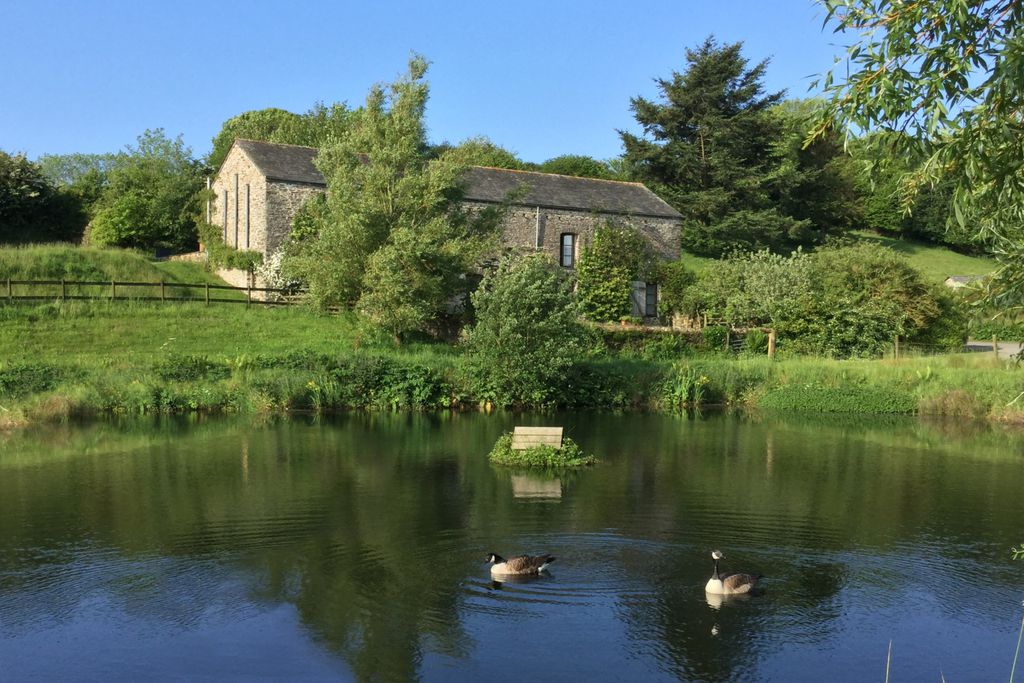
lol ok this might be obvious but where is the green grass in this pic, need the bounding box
[0,300,439,364]
[0,244,226,284]
[678,251,718,275]
[679,231,996,284]
[849,230,995,283]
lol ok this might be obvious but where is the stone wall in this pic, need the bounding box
[209,147,267,252]
[465,201,681,264]
[265,181,322,256]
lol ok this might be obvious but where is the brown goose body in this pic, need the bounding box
[705,551,762,595]
[486,552,556,576]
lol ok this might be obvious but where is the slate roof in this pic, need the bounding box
[461,167,681,219]
[234,139,324,185]
[226,140,681,219]
[945,275,984,285]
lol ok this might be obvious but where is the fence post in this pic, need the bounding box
[111,280,115,301]
[6,278,11,302]
[993,336,999,359]
[61,278,66,300]
[724,329,730,352]
[205,282,210,305]
[768,329,776,359]
[247,283,252,308]
[160,280,166,301]
[894,335,900,360]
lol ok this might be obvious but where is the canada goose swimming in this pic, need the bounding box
[485,552,555,576]
[705,550,762,595]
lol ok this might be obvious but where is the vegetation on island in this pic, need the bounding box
[487,433,597,468]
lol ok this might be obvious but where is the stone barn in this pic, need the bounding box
[208,139,682,315]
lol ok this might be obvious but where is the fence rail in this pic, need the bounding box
[2,278,306,307]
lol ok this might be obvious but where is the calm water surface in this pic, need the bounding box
[1,412,1023,682]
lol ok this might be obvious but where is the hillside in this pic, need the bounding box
[0,245,229,285]
[679,230,996,284]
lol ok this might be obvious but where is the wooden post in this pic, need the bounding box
[160,280,166,301]
[111,280,115,301]
[205,282,210,305]
[6,278,11,302]
[894,335,900,360]
[724,329,730,352]
[60,278,66,300]
[993,336,999,359]
[767,329,776,359]
[246,283,252,308]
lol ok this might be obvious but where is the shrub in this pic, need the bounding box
[152,354,231,382]
[701,325,729,350]
[576,223,655,322]
[744,329,769,354]
[487,433,597,467]
[0,362,68,397]
[656,259,697,318]
[464,252,587,406]
[757,384,917,414]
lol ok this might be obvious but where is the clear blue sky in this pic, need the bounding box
[1,0,845,163]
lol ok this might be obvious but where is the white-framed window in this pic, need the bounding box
[560,233,577,268]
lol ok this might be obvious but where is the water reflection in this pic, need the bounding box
[509,473,562,500]
[1,412,1023,682]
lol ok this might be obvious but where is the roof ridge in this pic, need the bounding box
[235,138,318,151]
[470,165,646,188]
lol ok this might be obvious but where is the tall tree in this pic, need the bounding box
[772,99,862,237]
[285,56,503,340]
[0,151,86,244]
[537,155,615,179]
[429,136,527,170]
[89,130,204,252]
[207,103,353,169]
[815,0,1024,308]
[621,37,816,256]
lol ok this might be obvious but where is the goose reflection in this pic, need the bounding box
[705,591,752,610]
[489,572,556,590]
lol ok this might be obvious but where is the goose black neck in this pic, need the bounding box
[713,558,720,580]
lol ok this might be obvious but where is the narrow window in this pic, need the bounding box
[645,283,658,317]
[234,174,239,247]
[245,184,251,249]
[560,233,576,267]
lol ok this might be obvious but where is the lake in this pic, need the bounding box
[1,412,1022,682]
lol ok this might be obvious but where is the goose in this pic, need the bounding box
[705,550,762,595]
[485,552,556,577]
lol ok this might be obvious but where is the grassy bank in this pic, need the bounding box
[2,300,1022,429]
[680,230,996,284]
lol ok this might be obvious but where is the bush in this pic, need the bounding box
[487,433,597,467]
[561,359,664,408]
[757,384,917,414]
[576,223,655,322]
[152,354,231,382]
[744,329,769,354]
[656,259,697,318]
[464,252,587,406]
[701,325,729,350]
[0,362,68,397]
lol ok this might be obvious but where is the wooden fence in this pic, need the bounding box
[1,278,306,307]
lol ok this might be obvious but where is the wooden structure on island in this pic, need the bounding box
[511,427,564,450]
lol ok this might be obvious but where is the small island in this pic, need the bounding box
[488,429,597,468]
